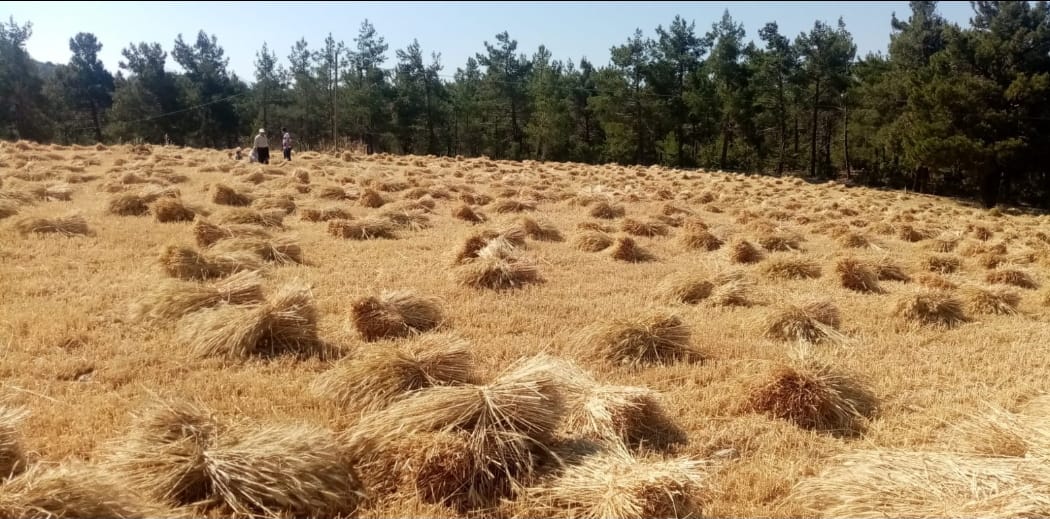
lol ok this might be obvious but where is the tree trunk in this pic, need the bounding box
[809,77,820,178]
[776,74,786,176]
[979,169,1001,208]
[720,123,730,170]
[842,104,850,178]
[424,77,435,155]
[823,115,832,179]
[90,101,103,143]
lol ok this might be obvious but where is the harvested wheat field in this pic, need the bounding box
[3,140,1050,519]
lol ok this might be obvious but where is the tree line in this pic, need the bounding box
[1,1,1048,208]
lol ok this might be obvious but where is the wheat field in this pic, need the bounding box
[2,140,1050,518]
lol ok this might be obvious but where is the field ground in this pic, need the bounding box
[2,140,1050,518]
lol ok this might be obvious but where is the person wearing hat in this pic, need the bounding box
[253,129,270,165]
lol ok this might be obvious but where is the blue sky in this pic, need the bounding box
[2,1,976,81]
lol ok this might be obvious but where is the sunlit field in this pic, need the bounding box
[2,140,1050,518]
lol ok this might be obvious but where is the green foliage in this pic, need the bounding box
[9,2,1050,208]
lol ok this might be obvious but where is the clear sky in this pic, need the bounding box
[2,1,977,82]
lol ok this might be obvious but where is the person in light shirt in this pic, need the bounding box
[253,129,270,165]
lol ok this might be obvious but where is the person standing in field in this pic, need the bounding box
[282,127,293,162]
[253,128,270,165]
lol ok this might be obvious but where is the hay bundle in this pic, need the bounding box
[871,257,911,282]
[679,229,723,251]
[747,361,875,433]
[962,285,1021,315]
[327,217,396,240]
[379,208,431,231]
[763,301,843,343]
[358,189,386,208]
[578,312,699,367]
[14,215,90,236]
[0,464,163,519]
[209,237,304,265]
[952,406,1050,458]
[192,219,271,247]
[986,268,1038,289]
[762,255,821,280]
[214,208,284,228]
[897,224,930,242]
[158,245,262,281]
[577,221,614,233]
[452,204,487,223]
[317,185,348,200]
[564,385,684,449]
[969,225,994,241]
[661,203,692,216]
[460,192,492,206]
[923,254,962,274]
[621,218,669,238]
[0,200,19,221]
[203,424,364,517]
[492,199,537,214]
[918,273,957,290]
[610,236,654,263]
[108,193,150,216]
[657,272,714,304]
[757,232,802,252]
[311,334,476,412]
[589,201,625,219]
[928,233,962,253]
[729,238,763,264]
[293,169,310,184]
[708,273,753,307]
[38,182,72,201]
[130,270,265,323]
[454,243,541,290]
[0,407,26,480]
[299,207,351,222]
[151,198,195,223]
[104,402,363,517]
[350,290,444,341]
[517,446,706,519]
[212,183,252,206]
[835,257,881,292]
[893,290,966,327]
[177,283,319,359]
[251,196,296,215]
[787,450,1050,518]
[350,356,567,508]
[453,234,493,264]
[838,232,871,249]
[519,217,563,241]
[573,231,614,252]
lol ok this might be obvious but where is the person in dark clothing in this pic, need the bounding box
[282,127,293,161]
[253,128,270,165]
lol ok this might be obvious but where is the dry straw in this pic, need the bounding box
[129,270,265,323]
[577,312,700,367]
[763,300,844,343]
[176,282,320,359]
[516,445,707,519]
[788,450,1050,518]
[103,401,364,517]
[747,359,875,435]
[192,219,272,248]
[158,245,263,281]
[14,214,90,236]
[350,290,445,341]
[311,333,476,413]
